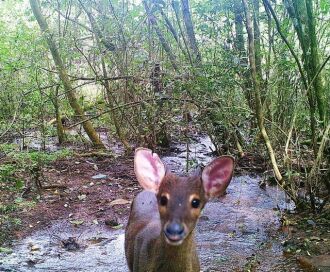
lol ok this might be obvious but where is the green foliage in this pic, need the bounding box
[0,143,71,192]
[0,164,20,185]
[320,0,330,13]
[12,149,71,166]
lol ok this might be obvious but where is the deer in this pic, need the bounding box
[125,148,234,272]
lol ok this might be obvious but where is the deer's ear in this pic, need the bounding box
[202,156,234,198]
[134,148,165,193]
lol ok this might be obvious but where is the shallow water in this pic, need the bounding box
[0,134,303,271]
[0,222,126,272]
[196,175,300,271]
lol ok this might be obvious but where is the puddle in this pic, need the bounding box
[0,222,126,272]
[196,175,300,271]
[12,130,126,155]
[162,134,215,173]
[1,134,303,271]
[13,131,60,152]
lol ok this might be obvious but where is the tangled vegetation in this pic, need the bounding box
[0,0,329,216]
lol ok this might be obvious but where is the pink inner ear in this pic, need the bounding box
[202,156,234,198]
[134,148,165,192]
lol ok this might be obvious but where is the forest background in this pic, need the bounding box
[0,0,329,242]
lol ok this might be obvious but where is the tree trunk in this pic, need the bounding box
[54,86,66,144]
[284,0,326,154]
[253,0,262,81]
[160,9,189,60]
[242,0,283,182]
[305,0,327,126]
[233,0,254,112]
[78,0,131,151]
[29,0,104,148]
[171,0,194,67]
[143,0,180,72]
[101,58,131,151]
[234,1,245,56]
[179,0,201,64]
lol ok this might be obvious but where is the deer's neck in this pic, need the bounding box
[155,231,199,272]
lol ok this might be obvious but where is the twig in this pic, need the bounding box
[67,97,196,129]
[39,67,135,81]
[308,123,330,180]
[54,8,92,32]
[70,75,135,81]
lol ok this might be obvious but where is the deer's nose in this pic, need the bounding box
[165,222,185,237]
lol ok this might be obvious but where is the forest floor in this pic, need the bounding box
[0,134,329,271]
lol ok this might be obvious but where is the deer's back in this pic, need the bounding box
[125,191,161,271]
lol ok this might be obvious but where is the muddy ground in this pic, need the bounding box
[0,136,329,272]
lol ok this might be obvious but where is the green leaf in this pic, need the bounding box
[15,180,24,189]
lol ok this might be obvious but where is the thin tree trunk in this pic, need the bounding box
[78,0,115,52]
[54,85,66,144]
[307,123,330,212]
[233,0,254,112]
[179,0,201,64]
[160,9,189,60]
[143,0,180,72]
[284,0,324,154]
[101,58,131,151]
[29,0,104,148]
[253,0,262,81]
[234,2,245,56]
[242,0,283,182]
[305,0,327,126]
[46,57,66,144]
[263,0,317,154]
[171,0,194,67]
[78,0,130,151]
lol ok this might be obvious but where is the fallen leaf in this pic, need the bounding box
[30,245,40,251]
[78,194,87,201]
[110,199,131,206]
[92,174,107,180]
[310,236,321,241]
[70,220,84,226]
[111,224,123,230]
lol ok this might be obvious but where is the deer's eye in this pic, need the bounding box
[160,195,168,206]
[191,198,200,208]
